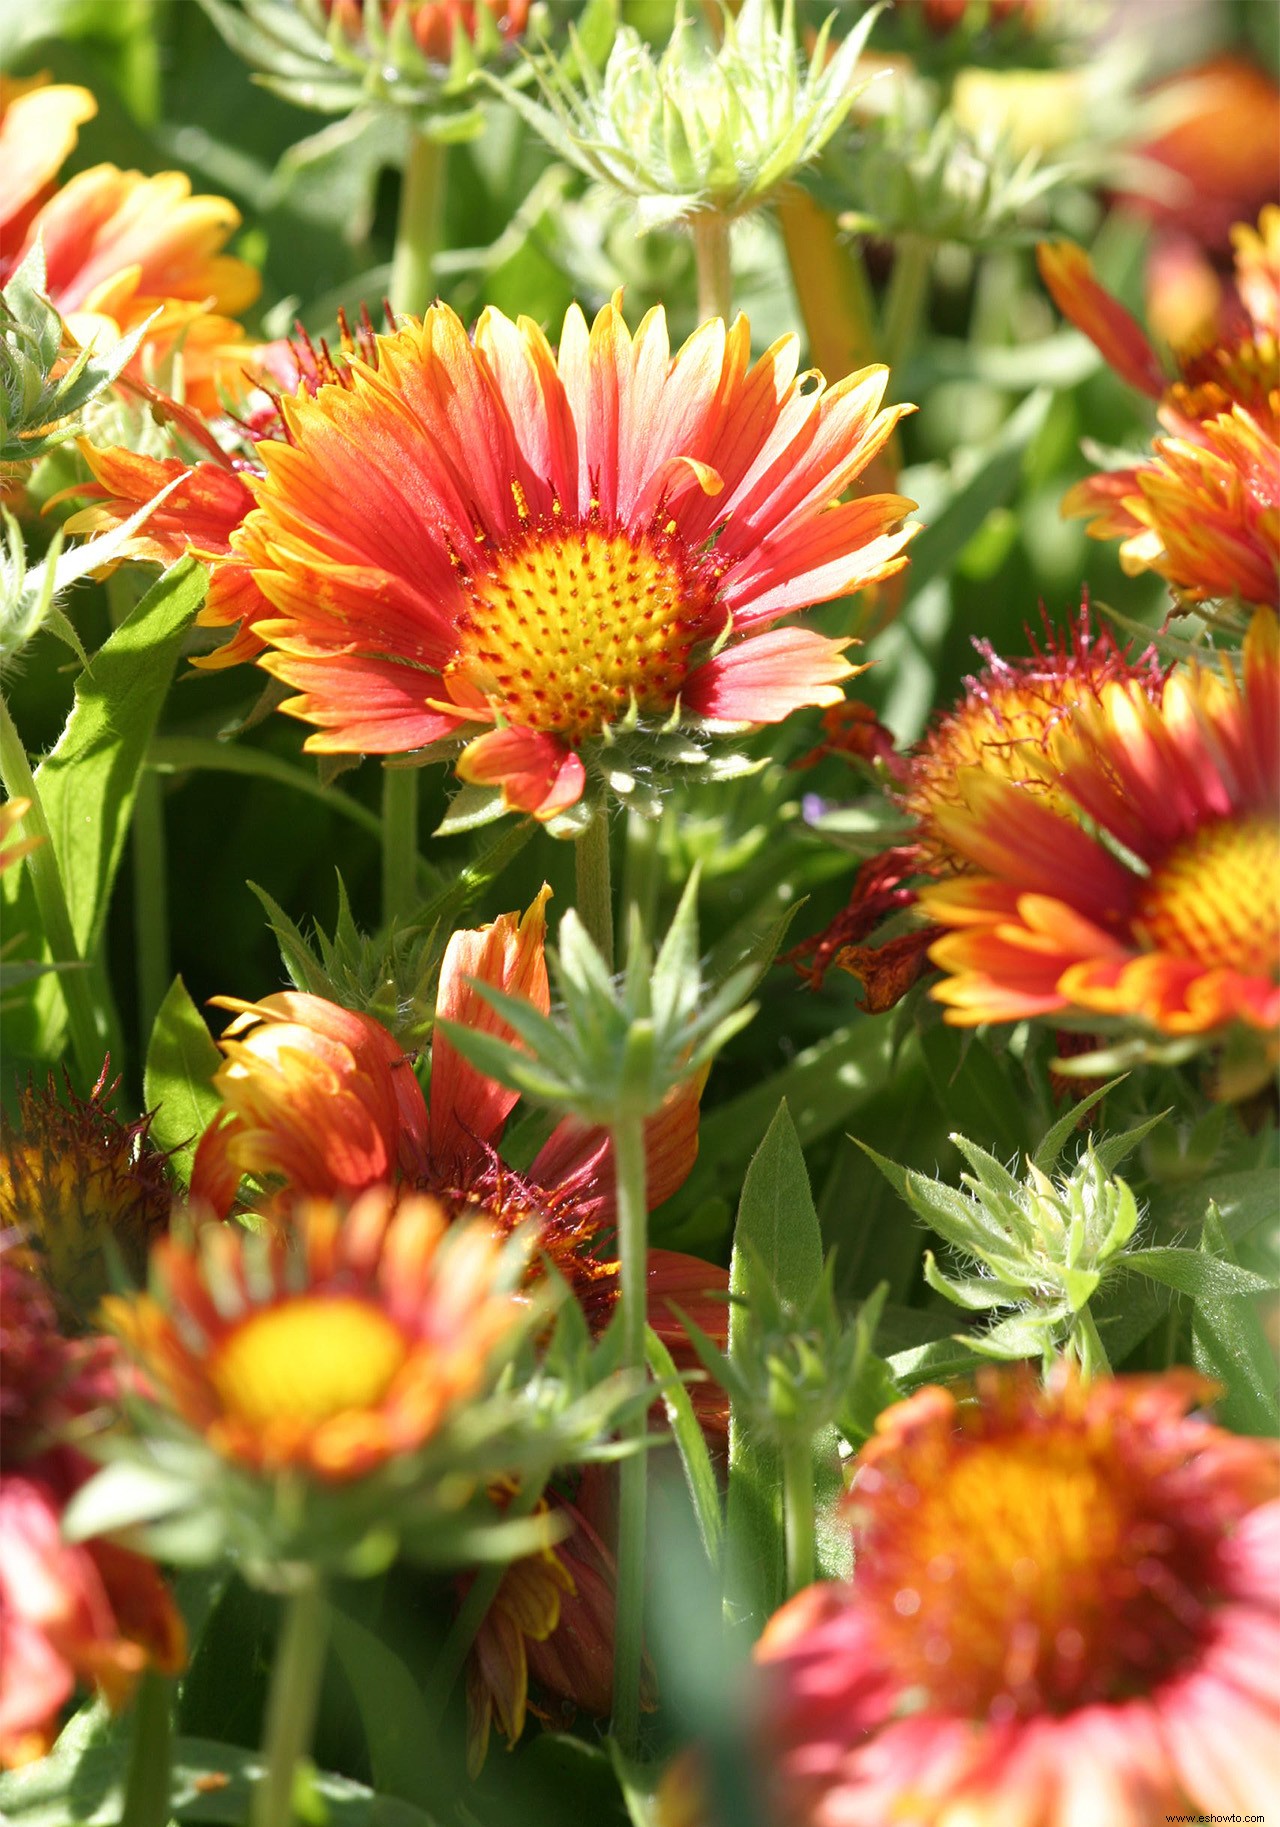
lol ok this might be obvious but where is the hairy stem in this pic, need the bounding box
[389,128,447,316]
[781,1432,816,1597]
[120,1671,172,1827]
[574,809,614,970]
[880,233,932,376]
[692,209,733,321]
[1072,1306,1111,1383]
[381,766,420,927]
[0,692,103,1084]
[251,1574,329,1827]
[610,1110,649,1754]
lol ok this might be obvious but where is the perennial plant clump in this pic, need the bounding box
[0,2,1275,1824]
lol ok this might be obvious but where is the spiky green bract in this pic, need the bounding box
[859,1082,1170,1376]
[0,246,155,467]
[498,0,882,231]
[683,1256,892,1451]
[1,477,185,676]
[439,868,757,1126]
[64,1246,645,1587]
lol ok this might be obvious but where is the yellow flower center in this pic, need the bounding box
[1134,814,1280,977]
[210,1295,408,1430]
[862,1429,1212,1717]
[451,515,722,743]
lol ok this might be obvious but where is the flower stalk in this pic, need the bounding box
[610,1108,649,1755]
[389,127,447,316]
[251,1572,330,1827]
[881,233,933,375]
[380,766,420,928]
[692,209,733,320]
[120,1671,172,1827]
[574,809,615,971]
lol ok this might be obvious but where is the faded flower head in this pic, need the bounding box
[505,0,881,229]
[755,1368,1280,1827]
[0,1065,172,1318]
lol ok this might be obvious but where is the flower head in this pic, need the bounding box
[1039,207,1280,431]
[188,895,729,1383]
[105,1190,524,1481]
[0,82,261,417]
[0,1065,172,1317]
[1065,404,1280,611]
[1040,209,1280,607]
[922,608,1280,1045]
[791,609,1164,1006]
[0,76,96,250]
[204,295,914,826]
[190,991,432,1220]
[755,1369,1280,1827]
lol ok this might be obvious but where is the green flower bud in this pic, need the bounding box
[500,0,881,230]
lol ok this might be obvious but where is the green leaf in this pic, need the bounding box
[148,736,384,843]
[1022,1066,1124,1169]
[904,387,1052,601]
[1125,1247,1276,1302]
[33,559,206,956]
[724,1101,824,1636]
[0,1704,443,1824]
[328,1605,438,1809]
[1190,1205,1280,1438]
[670,1021,899,1220]
[144,975,222,1184]
[646,1326,722,1571]
[887,1334,983,1389]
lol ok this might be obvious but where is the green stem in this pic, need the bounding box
[381,766,420,927]
[422,1473,549,1721]
[251,1574,330,1827]
[574,809,614,970]
[389,128,447,316]
[610,1111,649,1755]
[880,233,932,377]
[621,807,661,946]
[0,692,103,1084]
[131,771,169,1052]
[691,209,733,321]
[108,570,167,1043]
[781,1433,816,1597]
[120,1671,172,1827]
[1072,1306,1111,1382]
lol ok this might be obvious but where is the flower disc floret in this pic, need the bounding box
[208,296,915,823]
[105,1192,525,1480]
